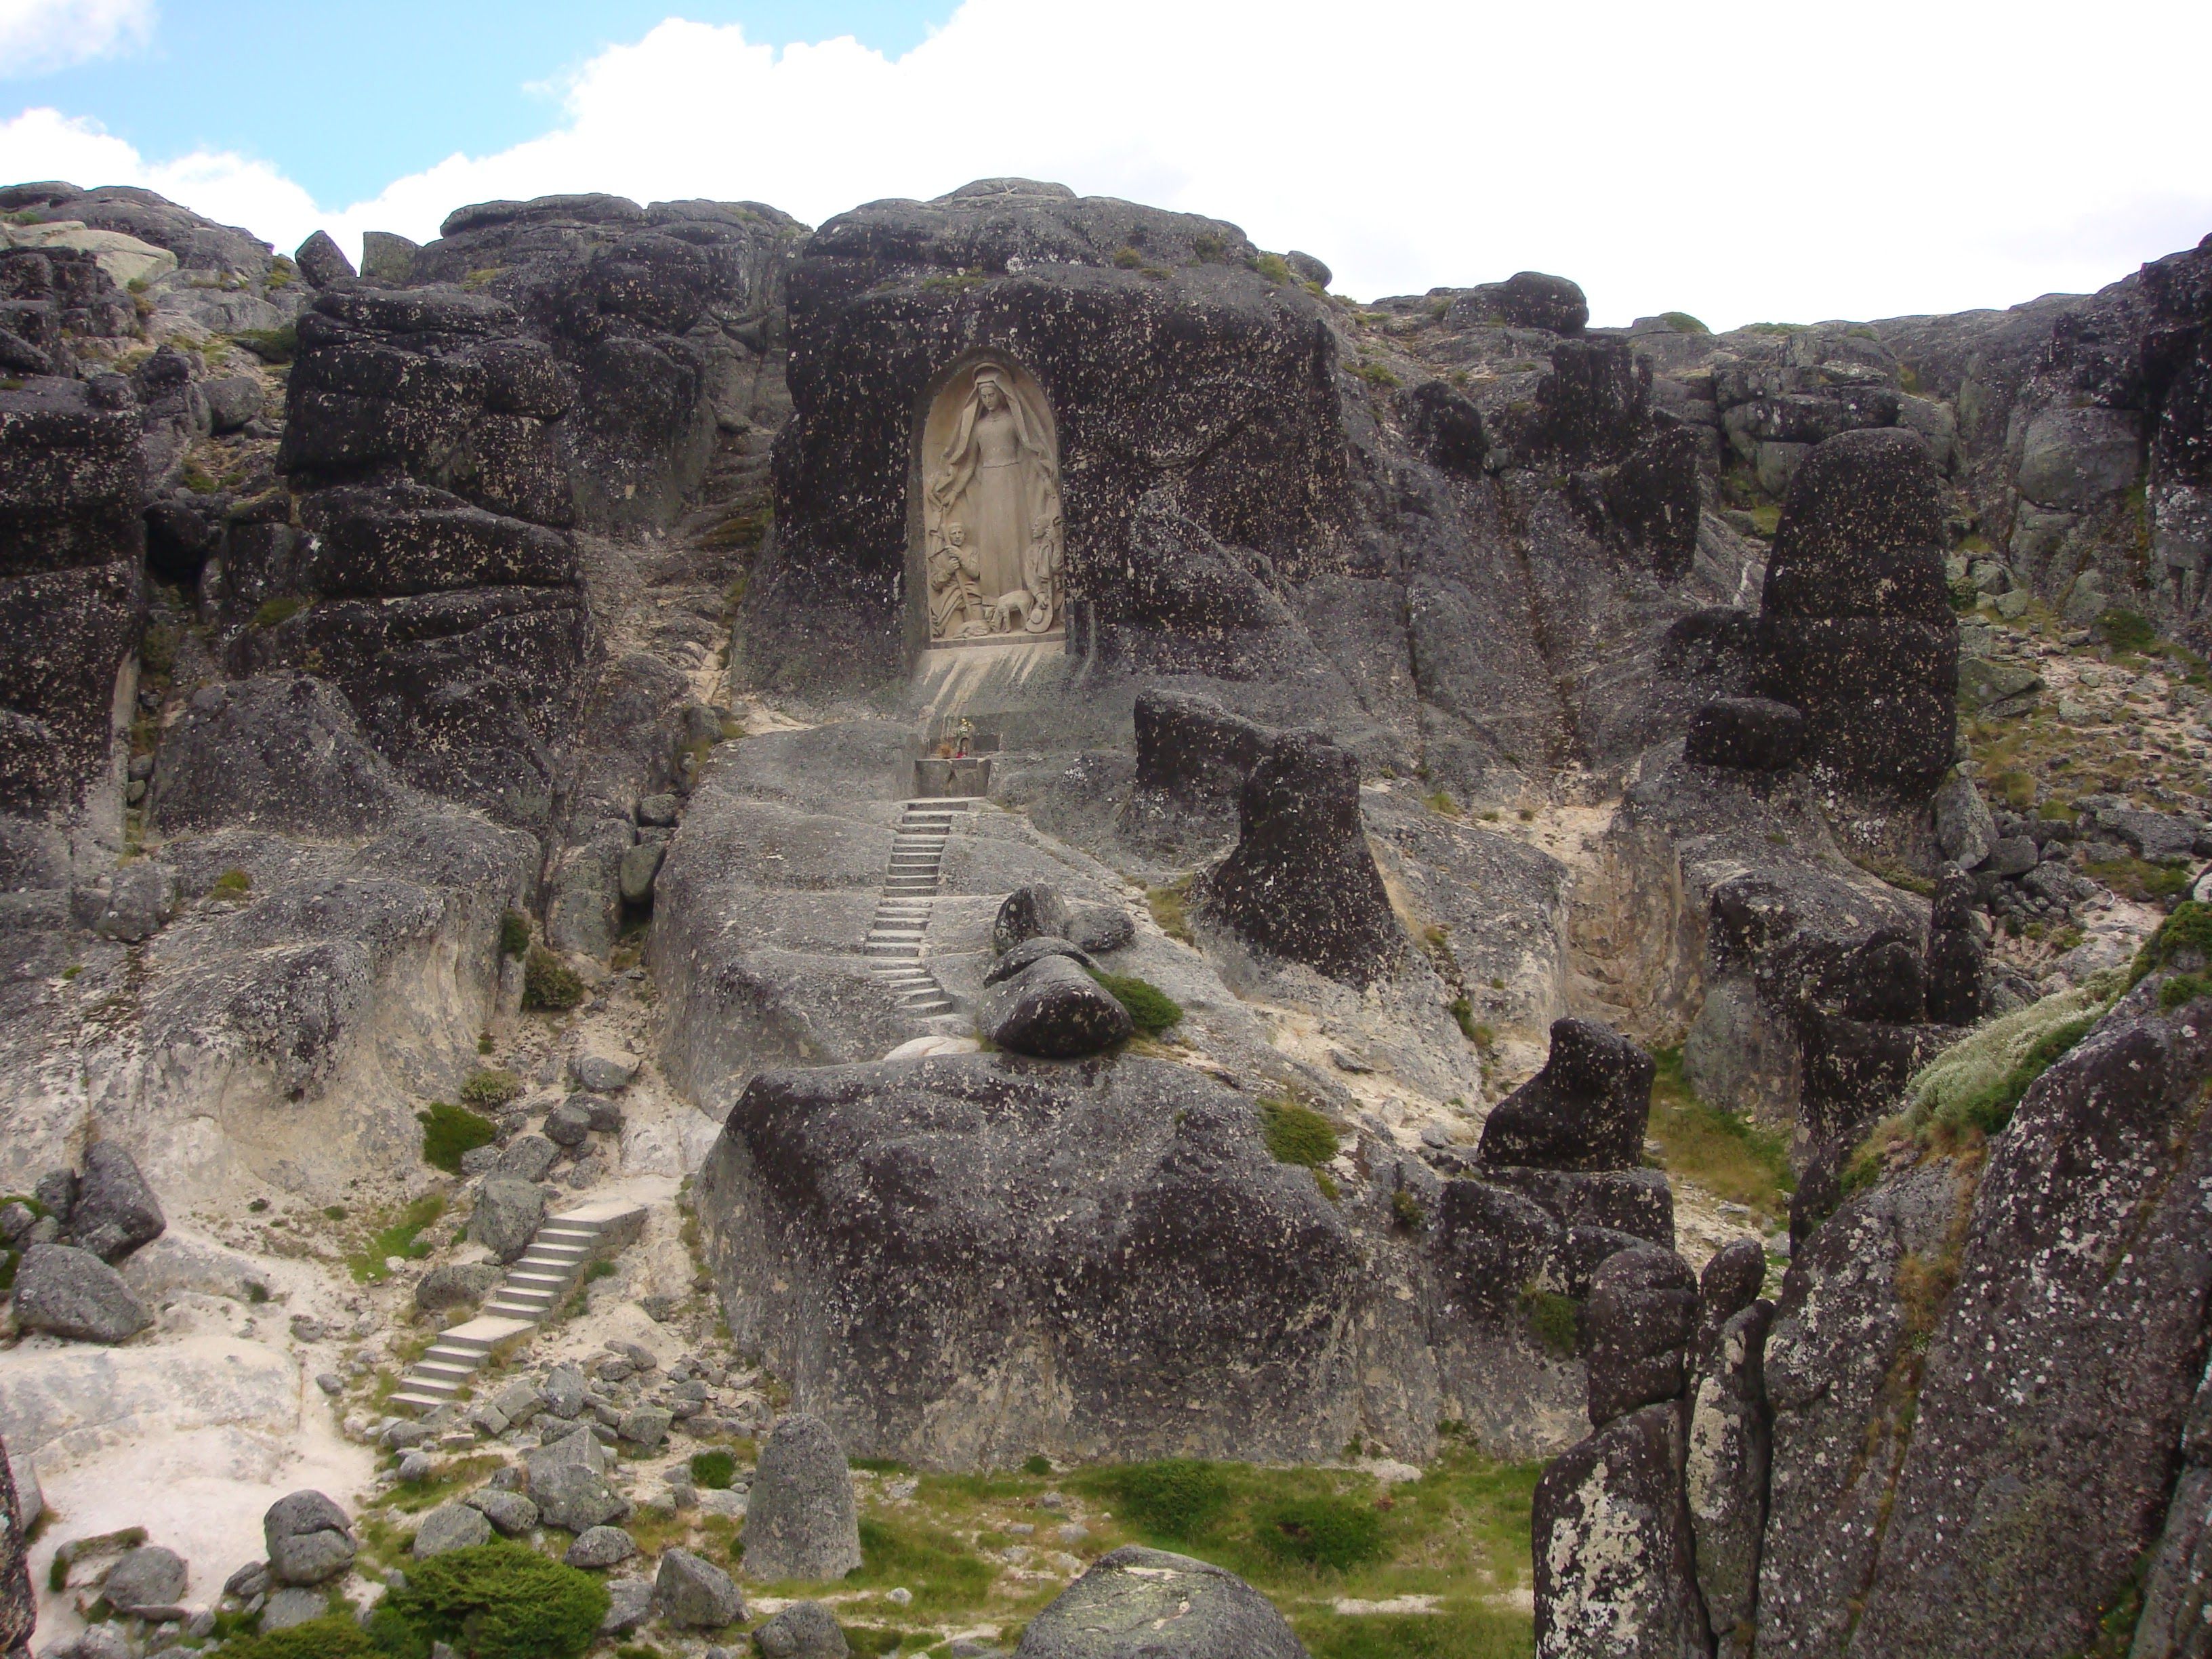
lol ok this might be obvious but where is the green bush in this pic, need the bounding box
[1657,310,1710,335]
[417,1102,497,1174]
[1087,970,1183,1035]
[689,1450,737,1490]
[1258,1098,1338,1168]
[223,1615,375,1659]
[523,946,583,1011]
[213,868,252,898]
[1391,1189,1427,1232]
[1253,1494,1385,1572]
[459,1069,523,1111]
[1101,1460,1231,1541]
[1448,997,1479,1043]
[1254,253,1291,284]
[1022,1454,1052,1477]
[497,910,531,958]
[374,1542,609,1659]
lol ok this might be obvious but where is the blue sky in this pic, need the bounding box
[15,3,951,205]
[3,1,2210,327]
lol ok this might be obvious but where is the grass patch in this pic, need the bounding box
[251,594,308,629]
[1845,974,2123,1194]
[1145,878,1195,945]
[1254,1495,1386,1572]
[1086,969,1183,1035]
[1099,1460,1231,1541]
[498,909,531,958]
[2086,856,2194,904]
[417,1101,497,1174]
[459,1069,523,1111]
[230,323,298,363]
[212,867,252,899]
[523,945,584,1011]
[1645,1047,1794,1226]
[1448,997,1480,1044]
[347,1195,448,1284]
[1258,1096,1339,1168]
[1255,253,1291,284]
[840,1513,998,1614]
[1350,359,1401,388]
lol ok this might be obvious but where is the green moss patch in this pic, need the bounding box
[1086,969,1183,1035]
[417,1102,497,1174]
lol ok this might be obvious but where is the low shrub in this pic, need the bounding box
[1448,997,1479,1043]
[223,1615,375,1659]
[689,1450,737,1490]
[417,1103,497,1174]
[1519,1282,1580,1358]
[213,868,252,898]
[523,945,583,1011]
[2096,609,2158,653]
[1254,253,1291,284]
[1258,1097,1338,1168]
[372,1542,609,1659]
[1253,1494,1385,1572]
[251,594,308,630]
[497,910,531,958]
[459,1069,523,1111]
[1087,970,1183,1035]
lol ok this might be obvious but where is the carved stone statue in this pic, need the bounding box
[922,360,1065,640]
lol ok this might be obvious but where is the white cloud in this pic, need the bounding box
[0,0,153,77]
[5,0,2211,329]
[0,106,321,251]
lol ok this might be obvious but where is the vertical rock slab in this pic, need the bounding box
[2131,1356,2212,1659]
[1686,1301,1771,1659]
[1477,1017,1656,1171]
[741,1414,861,1582]
[1751,426,1957,798]
[0,373,144,886]
[1532,1401,1707,1659]
[1753,1159,1965,1659]
[1848,986,2212,1656]
[1195,730,1404,985]
[0,1433,30,1659]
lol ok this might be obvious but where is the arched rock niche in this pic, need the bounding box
[914,355,1067,647]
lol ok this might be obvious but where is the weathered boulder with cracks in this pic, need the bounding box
[698,1051,1582,1468]
[1015,1546,1307,1659]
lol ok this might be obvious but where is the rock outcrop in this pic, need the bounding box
[697,1051,1584,1467]
[739,1414,861,1582]
[1748,427,1957,798]
[0,1434,31,1659]
[1196,731,1404,984]
[1015,1547,1308,1658]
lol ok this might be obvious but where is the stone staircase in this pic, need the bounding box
[390,1198,645,1414]
[863,798,977,1020]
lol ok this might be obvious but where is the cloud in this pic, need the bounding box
[0,106,322,249]
[0,0,154,77]
[4,0,2211,328]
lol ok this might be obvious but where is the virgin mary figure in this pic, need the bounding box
[928,364,1064,634]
